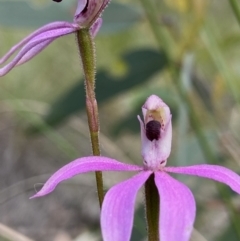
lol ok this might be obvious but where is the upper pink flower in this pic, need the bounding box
[0,0,108,76]
[30,95,240,241]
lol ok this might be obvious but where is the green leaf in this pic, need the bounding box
[29,49,167,133]
[216,224,239,241]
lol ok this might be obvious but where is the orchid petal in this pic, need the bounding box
[75,0,88,19]
[0,27,76,76]
[74,0,110,27]
[165,165,240,194]
[74,0,97,25]
[30,156,142,199]
[101,171,151,241]
[90,18,103,38]
[138,115,172,169]
[138,95,172,169]
[155,172,196,241]
[142,95,171,129]
[0,22,74,65]
[142,95,171,118]
[16,39,54,66]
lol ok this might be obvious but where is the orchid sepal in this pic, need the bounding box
[30,156,142,199]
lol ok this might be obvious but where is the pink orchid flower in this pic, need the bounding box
[30,95,240,241]
[0,0,109,76]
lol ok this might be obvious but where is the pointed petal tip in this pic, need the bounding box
[29,195,37,200]
[29,189,48,199]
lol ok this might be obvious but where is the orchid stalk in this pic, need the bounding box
[0,0,110,207]
[229,0,240,26]
[75,27,103,205]
[30,95,240,241]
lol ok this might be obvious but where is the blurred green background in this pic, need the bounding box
[0,0,240,240]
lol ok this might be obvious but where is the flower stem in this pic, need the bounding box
[145,174,159,241]
[139,0,173,60]
[76,28,104,207]
[229,0,240,26]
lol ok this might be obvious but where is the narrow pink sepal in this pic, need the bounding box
[0,22,74,65]
[16,39,54,66]
[101,171,152,241]
[0,27,76,76]
[154,172,196,241]
[30,156,142,199]
[90,18,103,38]
[165,164,240,194]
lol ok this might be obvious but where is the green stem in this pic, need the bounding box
[202,26,240,103]
[140,0,240,238]
[145,174,159,241]
[229,0,240,26]
[76,28,104,207]
[139,0,174,60]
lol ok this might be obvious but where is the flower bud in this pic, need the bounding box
[138,95,172,170]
